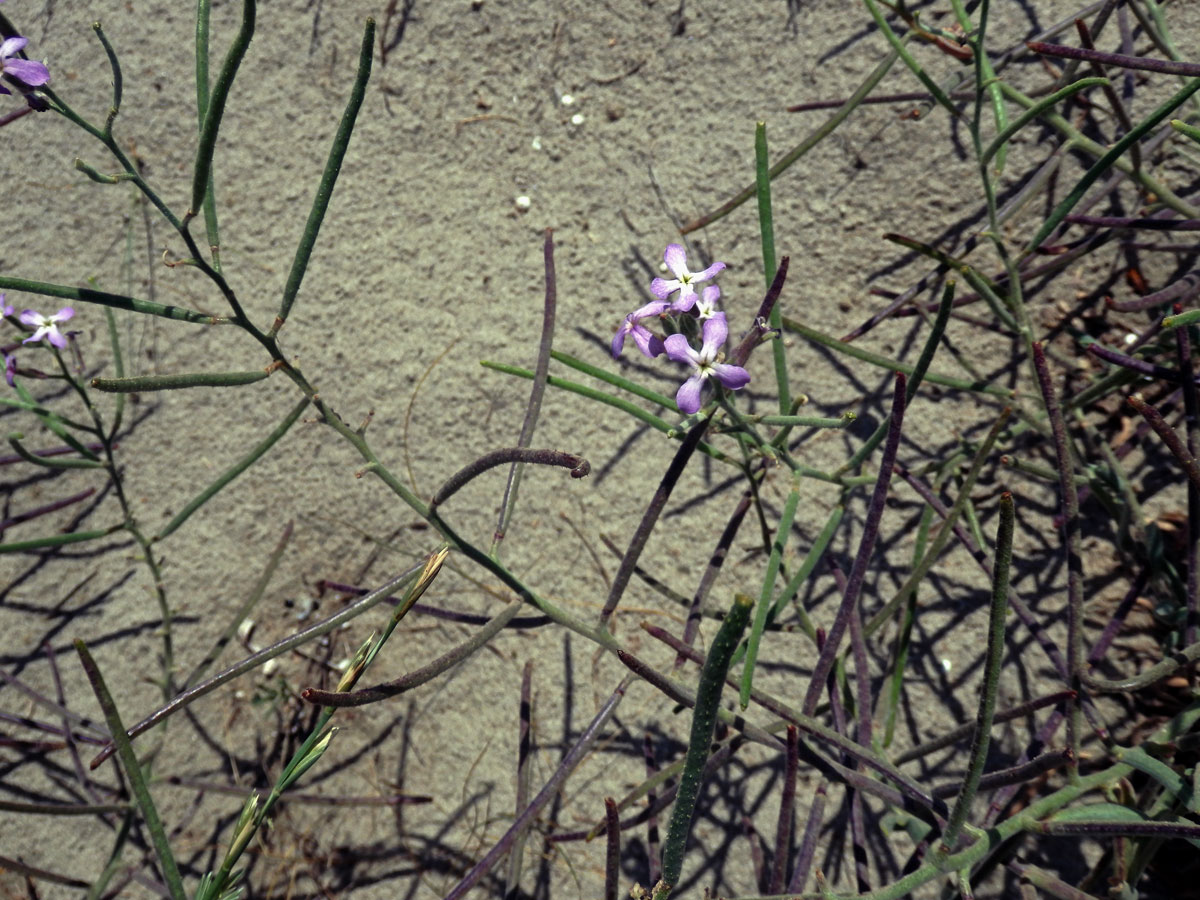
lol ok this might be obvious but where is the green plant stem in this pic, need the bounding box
[0,275,221,324]
[194,0,222,270]
[493,230,557,555]
[189,0,255,223]
[91,369,269,392]
[483,360,733,465]
[156,398,308,541]
[88,564,424,768]
[657,594,754,898]
[183,521,293,690]
[75,642,185,900]
[860,0,959,118]
[90,23,122,138]
[740,471,802,708]
[1016,75,1200,252]
[681,42,902,232]
[274,18,374,330]
[865,408,1011,637]
[781,316,1011,397]
[935,491,1014,857]
[755,122,789,414]
[981,76,1110,167]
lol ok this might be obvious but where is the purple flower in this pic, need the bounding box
[663,312,750,414]
[0,294,12,318]
[693,284,720,321]
[4,354,14,387]
[612,299,669,359]
[0,36,50,94]
[650,244,725,312]
[19,307,74,348]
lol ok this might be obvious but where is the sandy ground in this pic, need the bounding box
[2,1,1197,897]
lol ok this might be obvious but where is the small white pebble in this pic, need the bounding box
[1124,332,1137,345]
[531,135,542,150]
[335,657,352,672]
[515,195,532,210]
[262,658,279,676]
[570,113,584,126]
[237,619,255,641]
[560,93,575,106]
[941,658,952,673]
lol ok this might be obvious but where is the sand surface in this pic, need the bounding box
[2,1,1197,897]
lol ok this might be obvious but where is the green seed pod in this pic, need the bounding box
[658,592,754,896]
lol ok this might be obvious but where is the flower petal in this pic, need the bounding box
[663,333,699,367]
[650,277,679,299]
[46,327,68,349]
[5,57,49,85]
[663,244,689,278]
[611,326,628,359]
[711,362,750,390]
[632,326,665,359]
[52,307,74,323]
[675,374,705,414]
[18,309,43,328]
[630,299,670,319]
[695,261,725,282]
[700,312,728,352]
[0,36,28,58]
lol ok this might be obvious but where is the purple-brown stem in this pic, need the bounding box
[44,643,105,808]
[1085,343,1187,383]
[643,733,661,886]
[546,740,745,844]
[1108,268,1200,311]
[1126,393,1200,495]
[504,660,535,900]
[1066,214,1200,231]
[642,623,944,820]
[678,483,755,669]
[802,373,906,717]
[164,776,431,805]
[0,488,97,535]
[893,690,1075,766]
[442,677,630,900]
[1032,342,1085,770]
[985,706,1066,827]
[1175,304,1200,657]
[1026,40,1200,76]
[0,442,107,466]
[787,781,826,894]
[1072,18,1138,171]
[604,797,620,900]
[768,725,798,894]
[495,228,558,548]
[731,257,789,368]
[931,749,1074,800]
[316,580,552,628]
[301,601,524,707]
[599,417,709,628]
[1087,567,1147,664]
[430,447,589,510]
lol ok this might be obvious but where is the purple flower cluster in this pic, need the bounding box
[612,244,749,415]
[0,35,50,96]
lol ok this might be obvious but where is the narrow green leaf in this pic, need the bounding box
[75,641,186,900]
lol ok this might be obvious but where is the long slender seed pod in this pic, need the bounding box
[656,593,754,897]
